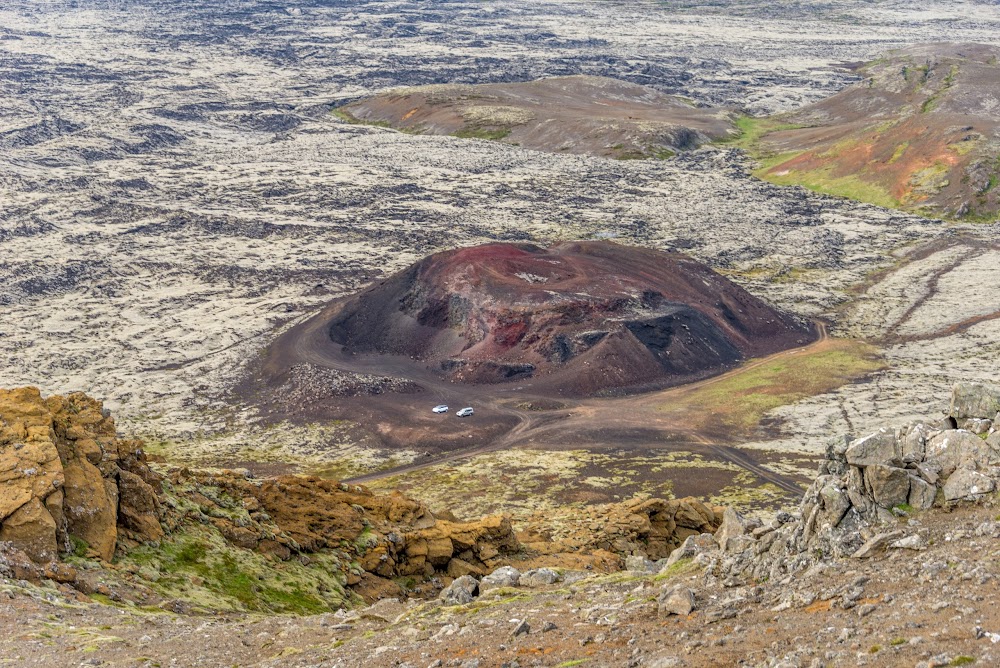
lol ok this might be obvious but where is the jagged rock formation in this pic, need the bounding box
[670,381,1000,584]
[0,387,163,564]
[338,75,737,159]
[755,43,1000,219]
[324,240,815,395]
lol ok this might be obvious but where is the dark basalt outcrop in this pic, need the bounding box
[755,43,1000,219]
[326,241,815,396]
[337,75,737,159]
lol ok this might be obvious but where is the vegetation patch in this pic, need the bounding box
[121,526,353,614]
[454,126,511,141]
[660,338,885,435]
[763,165,900,210]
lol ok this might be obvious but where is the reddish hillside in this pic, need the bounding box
[325,241,814,396]
[755,43,1000,219]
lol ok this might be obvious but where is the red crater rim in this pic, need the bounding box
[326,240,816,396]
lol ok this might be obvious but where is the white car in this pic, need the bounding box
[432,404,449,414]
[456,407,474,417]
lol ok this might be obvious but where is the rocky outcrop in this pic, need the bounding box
[683,381,1000,584]
[0,387,163,563]
[0,388,724,609]
[520,496,724,564]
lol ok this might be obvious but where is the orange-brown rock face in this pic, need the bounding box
[0,387,163,563]
[325,241,815,396]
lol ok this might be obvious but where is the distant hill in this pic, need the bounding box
[336,75,737,159]
[745,43,1000,220]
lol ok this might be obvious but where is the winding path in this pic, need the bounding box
[343,323,829,491]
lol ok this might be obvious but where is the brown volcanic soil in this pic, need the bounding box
[324,240,815,397]
[338,75,737,158]
[757,42,1000,219]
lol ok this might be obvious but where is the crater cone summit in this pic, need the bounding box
[326,241,815,396]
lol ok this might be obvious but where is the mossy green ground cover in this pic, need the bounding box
[663,338,885,434]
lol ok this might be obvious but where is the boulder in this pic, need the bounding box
[480,566,521,591]
[714,508,750,552]
[520,568,560,587]
[907,475,936,511]
[942,467,996,501]
[845,428,899,467]
[902,423,933,460]
[926,430,1000,477]
[658,585,695,616]
[440,575,479,605]
[864,465,911,509]
[816,479,851,527]
[949,382,1000,420]
[663,533,717,569]
[625,555,657,573]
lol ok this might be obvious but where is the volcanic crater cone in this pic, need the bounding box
[326,241,815,396]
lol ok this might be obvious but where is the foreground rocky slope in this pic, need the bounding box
[0,387,722,613]
[753,43,1000,219]
[5,382,1000,666]
[338,75,737,159]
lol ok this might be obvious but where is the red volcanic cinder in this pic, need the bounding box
[326,241,815,396]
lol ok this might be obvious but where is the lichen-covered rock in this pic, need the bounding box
[942,467,996,501]
[926,429,999,477]
[845,428,900,467]
[714,507,749,553]
[440,574,479,605]
[520,567,560,587]
[864,465,911,509]
[480,565,521,591]
[949,382,1000,420]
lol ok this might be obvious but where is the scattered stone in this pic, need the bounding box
[889,534,927,551]
[658,586,695,616]
[851,531,905,559]
[440,576,479,605]
[511,620,530,638]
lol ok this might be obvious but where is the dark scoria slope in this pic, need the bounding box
[755,43,1000,219]
[326,241,815,396]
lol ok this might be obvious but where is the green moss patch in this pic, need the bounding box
[661,338,885,434]
[122,526,353,614]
